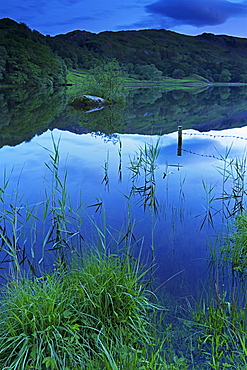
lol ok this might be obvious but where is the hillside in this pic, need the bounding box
[0,18,67,86]
[0,18,247,85]
[56,28,247,83]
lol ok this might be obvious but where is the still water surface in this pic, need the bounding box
[0,85,247,301]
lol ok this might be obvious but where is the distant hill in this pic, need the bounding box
[0,18,247,85]
[55,28,247,83]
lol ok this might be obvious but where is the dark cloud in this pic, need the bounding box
[146,0,247,27]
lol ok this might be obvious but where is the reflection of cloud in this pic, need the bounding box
[122,135,226,168]
[146,0,247,27]
[182,138,224,161]
[158,138,225,167]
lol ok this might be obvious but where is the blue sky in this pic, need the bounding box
[1,0,246,37]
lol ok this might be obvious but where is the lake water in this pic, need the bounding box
[0,85,247,303]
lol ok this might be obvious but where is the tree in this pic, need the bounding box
[172,68,185,79]
[0,46,7,80]
[239,74,247,83]
[0,20,67,86]
[90,60,124,101]
[219,69,231,82]
[135,64,163,81]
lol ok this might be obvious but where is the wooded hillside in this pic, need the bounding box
[57,28,247,82]
[1,18,247,85]
[0,19,67,85]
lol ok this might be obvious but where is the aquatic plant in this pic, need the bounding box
[221,211,247,275]
[197,180,219,230]
[118,138,122,182]
[192,295,247,370]
[0,136,188,369]
[215,147,247,217]
[0,134,85,279]
[128,139,161,214]
[101,150,110,189]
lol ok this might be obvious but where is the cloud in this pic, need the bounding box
[38,15,95,28]
[146,0,247,27]
[116,15,157,31]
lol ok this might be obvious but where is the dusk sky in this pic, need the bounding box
[1,0,247,38]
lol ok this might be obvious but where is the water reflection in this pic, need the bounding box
[0,87,68,147]
[0,85,247,148]
[0,86,247,301]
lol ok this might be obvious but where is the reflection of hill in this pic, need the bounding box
[122,86,247,134]
[0,86,247,148]
[0,88,68,147]
[194,110,247,132]
[66,86,247,135]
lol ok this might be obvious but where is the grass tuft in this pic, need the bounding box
[0,252,162,369]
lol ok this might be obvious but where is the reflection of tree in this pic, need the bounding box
[171,90,186,100]
[1,85,247,148]
[78,104,125,136]
[0,87,68,147]
[126,88,163,105]
[0,93,11,129]
[219,87,231,100]
[69,85,247,137]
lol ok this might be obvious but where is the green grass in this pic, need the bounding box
[192,297,247,370]
[123,73,210,88]
[66,70,89,85]
[66,67,210,90]
[0,252,163,369]
[220,211,247,274]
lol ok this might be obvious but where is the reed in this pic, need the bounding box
[0,134,86,280]
[128,139,161,214]
[220,211,247,276]
[192,295,247,370]
[215,147,247,218]
[197,180,219,230]
[101,150,110,189]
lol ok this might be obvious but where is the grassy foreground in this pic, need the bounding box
[0,253,168,370]
[0,252,246,370]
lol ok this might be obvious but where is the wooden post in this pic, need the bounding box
[177,126,182,156]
